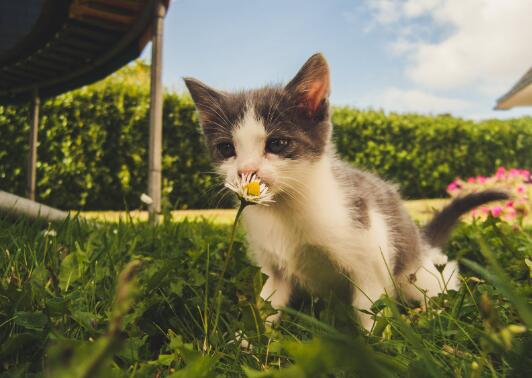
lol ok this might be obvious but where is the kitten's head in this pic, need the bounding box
[184,53,331,199]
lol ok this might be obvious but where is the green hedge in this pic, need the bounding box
[1,63,531,209]
[333,109,532,198]
[0,63,219,210]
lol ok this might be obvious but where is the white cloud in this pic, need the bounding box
[390,38,417,55]
[366,0,402,24]
[367,0,443,23]
[367,0,532,96]
[403,0,442,17]
[363,87,471,114]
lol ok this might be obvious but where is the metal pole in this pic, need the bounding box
[0,190,69,222]
[148,0,166,223]
[27,89,40,201]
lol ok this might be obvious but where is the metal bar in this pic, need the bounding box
[6,65,45,80]
[66,22,121,43]
[27,89,40,201]
[70,4,135,25]
[0,71,27,86]
[26,58,66,74]
[52,45,95,59]
[61,37,105,53]
[40,50,83,66]
[0,191,69,222]
[78,0,143,12]
[147,0,165,223]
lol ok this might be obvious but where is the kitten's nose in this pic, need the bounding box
[238,167,258,177]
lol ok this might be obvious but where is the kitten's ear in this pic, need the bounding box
[183,77,225,124]
[285,53,330,117]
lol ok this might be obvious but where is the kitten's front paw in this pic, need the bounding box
[265,310,282,326]
[358,311,375,332]
[235,330,252,350]
[428,247,448,267]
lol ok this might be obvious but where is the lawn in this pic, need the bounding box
[81,199,450,224]
[0,211,530,377]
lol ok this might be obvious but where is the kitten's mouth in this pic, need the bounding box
[224,173,275,206]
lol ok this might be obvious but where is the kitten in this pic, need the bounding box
[184,53,508,330]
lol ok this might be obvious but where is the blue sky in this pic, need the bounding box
[141,0,532,120]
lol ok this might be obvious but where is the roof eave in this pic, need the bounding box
[495,66,532,111]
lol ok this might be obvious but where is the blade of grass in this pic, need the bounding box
[460,258,532,329]
[382,296,443,377]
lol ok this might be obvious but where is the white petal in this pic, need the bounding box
[41,229,57,237]
[140,193,153,205]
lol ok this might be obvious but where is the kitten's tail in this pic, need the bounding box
[423,190,509,248]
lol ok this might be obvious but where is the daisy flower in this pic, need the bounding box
[224,173,274,206]
[140,193,153,205]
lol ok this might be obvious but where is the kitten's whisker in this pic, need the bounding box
[197,187,229,206]
[266,91,283,125]
[275,179,308,204]
[270,103,300,125]
[205,185,226,197]
[278,185,309,207]
[277,175,308,196]
[202,95,232,126]
[212,190,233,209]
[276,188,307,210]
[278,180,306,198]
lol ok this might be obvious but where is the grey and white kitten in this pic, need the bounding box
[184,53,507,330]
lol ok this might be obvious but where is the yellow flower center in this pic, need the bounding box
[245,181,261,196]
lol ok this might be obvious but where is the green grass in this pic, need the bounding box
[81,199,449,224]
[80,199,532,226]
[81,208,239,224]
[0,213,530,377]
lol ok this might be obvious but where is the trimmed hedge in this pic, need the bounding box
[0,63,218,210]
[1,63,531,209]
[333,109,532,198]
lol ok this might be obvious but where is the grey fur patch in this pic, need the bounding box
[184,82,331,162]
[353,197,370,229]
[332,160,422,275]
[183,78,247,162]
[252,86,331,160]
[184,53,332,163]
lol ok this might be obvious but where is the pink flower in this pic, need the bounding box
[447,181,459,192]
[505,207,516,219]
[515,199,527,208]
[444,167,530,225]
[491,206,502,217]
[496,167,506,179]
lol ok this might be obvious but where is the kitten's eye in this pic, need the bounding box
[266,138,290,154]
[217,142,236,158]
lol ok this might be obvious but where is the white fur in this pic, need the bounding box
[218,104,281,188]
[398,248,460,304]
[242,155,401,330]
[233,106,266,169]
[221,102,458,331]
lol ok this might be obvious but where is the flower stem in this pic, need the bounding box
[210,201,247,340]
[218,201,246,287]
